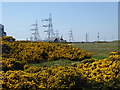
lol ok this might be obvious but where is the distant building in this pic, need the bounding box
[0,24,6,37]
[54,36,66,43]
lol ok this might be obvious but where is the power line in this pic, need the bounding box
[98,32,99,42]
[30,19,40,41]
[68,29,74,42]
[86,33,89,42]
[42,13,55,41]
[55,29,59,38]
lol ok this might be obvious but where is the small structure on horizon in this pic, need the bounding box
[54,36,66,43]
[0,24,7,37]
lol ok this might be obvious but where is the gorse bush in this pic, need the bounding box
[2,40,92,62]
[1,51,120,89]
[2,36,15,42]
[1,67,87,89]
[2,58,26,72]
[1,38,120,89]
[77,53,120,89]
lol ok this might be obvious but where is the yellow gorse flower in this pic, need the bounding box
[1,40,120,89]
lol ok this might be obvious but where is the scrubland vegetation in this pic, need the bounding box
[0,36,120,89]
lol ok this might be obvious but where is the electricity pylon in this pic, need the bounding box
[68,29,74,42]
[42,13,55,41]
[30,19,40,41]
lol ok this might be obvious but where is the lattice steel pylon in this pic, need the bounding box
[98,32,99,42]
[42,13,55,41]
[55,29,59,38]
[68,29,74,42]
[86,33,89,42]
[30,19,40,41]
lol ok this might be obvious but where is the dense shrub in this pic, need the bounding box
[77,52,120,89]
[2,36,15,42]
[2,41,92,62]
[2,66,88,89]
[1,51,120,89]
[1,39,120,89]
[2,58,26,71]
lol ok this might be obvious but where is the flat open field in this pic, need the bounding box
[70,42,119,59]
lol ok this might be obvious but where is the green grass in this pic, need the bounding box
[72,42,119,59]
[27,59,81,67]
